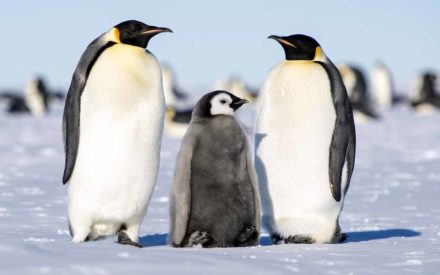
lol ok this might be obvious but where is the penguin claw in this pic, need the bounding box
[117,231,143,248]
[286,235,314,244]
[236,226,258,244]
[271,234,315,244]
[186,231,211,247]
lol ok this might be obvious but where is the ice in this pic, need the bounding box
[0,104,439,274]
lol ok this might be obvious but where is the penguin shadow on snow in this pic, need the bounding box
[139,233,168,247]
[343,229,420,243]
[137,230,421,247]
[258,229,420,246]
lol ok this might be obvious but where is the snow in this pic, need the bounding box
[0,104,439,274]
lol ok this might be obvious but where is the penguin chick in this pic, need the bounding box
[170,90,260,248]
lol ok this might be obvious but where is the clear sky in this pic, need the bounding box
[0,0,438,94]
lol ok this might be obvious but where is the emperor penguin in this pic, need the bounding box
[164,106,193,138]
[25,76,49,116]
[255,34,356,244]
[161,64,188,107]
[371,62,393,112]
[170,91,260,248]
[410,71,440,113]
[0,76,51,115]
[338,65,379,122]
[62,20,172,247]
[371,62,406,112]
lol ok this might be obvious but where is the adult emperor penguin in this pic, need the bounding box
[338,65,379,121]
[410,71,440,113]
[170,91,260,247]
[371,62,406,112]
[62,20,171,247]
[255,34,356,244]
[0,76,53,115]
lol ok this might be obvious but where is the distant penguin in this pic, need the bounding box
[161,64,188,107]
[170,91,260,248]
[338,65,379,122]
[214,75,258,103]
[0,76,52,115]
[371,62,406,113]
[25,77,49,116]
[410,71,440,113]
[164,106,193,138]
[255,34,356,244]
[371,62,393,112]
[62,20,171,247]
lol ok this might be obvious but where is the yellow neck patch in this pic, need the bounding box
[109,28,121,43]
[314,47,321,59]
[314,46,326,61]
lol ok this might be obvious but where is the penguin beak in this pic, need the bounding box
[231,99,249,111]
[141,26,173,36]
[268,35,297,48]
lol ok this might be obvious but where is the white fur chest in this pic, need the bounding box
[69,44,165,222]
[256,61,339,222]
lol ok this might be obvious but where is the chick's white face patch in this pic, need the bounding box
[210,93,234,116]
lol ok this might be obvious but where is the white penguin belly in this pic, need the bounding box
[68,44,165,236]
[256,62,340,242]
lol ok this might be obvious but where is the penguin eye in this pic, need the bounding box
[220,99,227,104]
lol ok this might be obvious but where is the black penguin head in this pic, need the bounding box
[193,90,249,119]
[268,34,323,61]
[112,20,172,48]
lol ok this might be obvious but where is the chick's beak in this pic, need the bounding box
[231,99,249,110]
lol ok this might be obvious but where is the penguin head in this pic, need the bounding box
[193,91,249,119]
[268,34,325,61]
[109,20,172,48]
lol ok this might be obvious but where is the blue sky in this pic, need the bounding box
[0,0,438,94]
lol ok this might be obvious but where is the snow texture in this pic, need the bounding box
[0,104,439,274]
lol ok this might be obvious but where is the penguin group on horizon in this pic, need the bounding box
[57,20,439,248]
[0,76,64,116]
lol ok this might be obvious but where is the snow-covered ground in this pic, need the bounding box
[0,104,439,274]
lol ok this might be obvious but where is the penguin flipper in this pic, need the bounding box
[62,34,117,184]
[169,126,200,246]
[319,60,356,202]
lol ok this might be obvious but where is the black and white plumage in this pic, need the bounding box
[164,106,193,137]
[410,71,440,113]
[161,64,189,107]
[170,91,260,248]
[255,34,356,244]
[62,20,171,247]
[0,77,63,115]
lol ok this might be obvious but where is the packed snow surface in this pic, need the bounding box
[0,105,439,274]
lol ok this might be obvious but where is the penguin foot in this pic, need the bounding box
[286,235,315,244]
[186,231,211,247]
[272,234,315,244]
[117,231,143,248]
[330,224,346,243]
[235,226,258,246]
[332,232,347,243]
